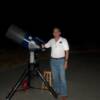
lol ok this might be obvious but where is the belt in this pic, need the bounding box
[51,57,64,60]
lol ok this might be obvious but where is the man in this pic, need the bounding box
[42,27,69,100]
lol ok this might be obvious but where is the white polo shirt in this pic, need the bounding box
[45,37,69,58]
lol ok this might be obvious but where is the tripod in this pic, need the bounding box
[6,50,58,100]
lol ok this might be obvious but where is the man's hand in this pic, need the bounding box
[64,61,68,70]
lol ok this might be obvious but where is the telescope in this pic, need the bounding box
[5,24,57,100]
[6,24,44,50]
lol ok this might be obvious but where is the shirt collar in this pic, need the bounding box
[55,37,62,43]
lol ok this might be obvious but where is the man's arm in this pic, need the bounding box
[64,50,69,70]
[63,39,70,70]
[65,50,69,61]
[42,39,51,48]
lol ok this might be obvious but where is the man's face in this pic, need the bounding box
[53,28,61,38]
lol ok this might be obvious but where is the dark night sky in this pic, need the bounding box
[0,3,99,49]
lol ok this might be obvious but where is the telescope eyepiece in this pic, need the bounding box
[28,36,32,40]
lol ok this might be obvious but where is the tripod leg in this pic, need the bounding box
[6,69,27,100]
[35,69,58,99]
[28,64,31,87]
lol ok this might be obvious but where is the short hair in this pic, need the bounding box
[52,26,61,32]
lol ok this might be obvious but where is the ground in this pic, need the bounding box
[0,48,100,100]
